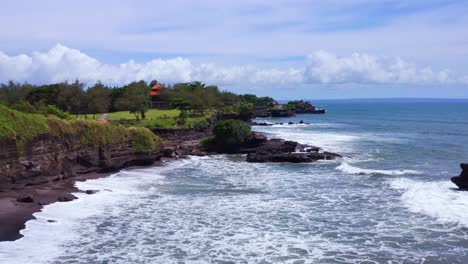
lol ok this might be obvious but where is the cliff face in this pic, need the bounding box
[0,134,161,192]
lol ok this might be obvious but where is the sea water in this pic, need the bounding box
[1,99,468,263]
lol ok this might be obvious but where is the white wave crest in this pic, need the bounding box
[336,162,422,176]
[252,126,358,153]
[390,178,468,227]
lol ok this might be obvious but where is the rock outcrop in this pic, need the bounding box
[0,135,161,192]
[203,133,341,163]
[244,137,341,163]
[451,163,468,190]
[271,110,295,117]
[286,100,326,114]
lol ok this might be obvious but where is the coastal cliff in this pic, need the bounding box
[0,106,164,241]
[0,135,161,192]
[0,104,163,192]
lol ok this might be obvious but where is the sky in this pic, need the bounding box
[0,0,468,99]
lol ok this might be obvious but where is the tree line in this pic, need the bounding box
[0,80,276,119]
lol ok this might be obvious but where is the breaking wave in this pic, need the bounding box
[390,178,468,227]
[336,162,422,176]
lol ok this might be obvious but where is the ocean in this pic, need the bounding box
[1,99,468,263]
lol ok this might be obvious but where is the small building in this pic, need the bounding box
[149,84,169,109]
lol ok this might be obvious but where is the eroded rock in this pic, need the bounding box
[451,163,468,190]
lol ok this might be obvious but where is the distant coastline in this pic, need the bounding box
[279,98,468,104]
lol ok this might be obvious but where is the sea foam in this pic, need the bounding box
[336,162,422,176]
[252,125,358,154]
[0,163,184,264]
[390,178,468,227]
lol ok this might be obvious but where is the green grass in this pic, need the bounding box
[0,105,162,154]
[0,105,49,152]
[76,114,102,120]
[107,109,181,121]
[107,109,213,130]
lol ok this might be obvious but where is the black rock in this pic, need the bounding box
[305,147,320,152]
[57,194,77,202]
[252,122,273,126]
[16,195,34,203]
[246,151,340,163]
[451,163,468,190]
[271,110,295,117]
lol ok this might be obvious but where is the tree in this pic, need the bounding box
[177,110,188,126]
[87,82,111,119]
[149,79,159,87]
[115,81,150,120]
[56,80,87,115]
[170,97,192,111]
[0,81,34,106]
[26,84,61,106]
[212,119,251,146]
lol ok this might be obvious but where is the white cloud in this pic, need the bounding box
[0,45,466,87]
[0,44,194,85]
[305,50,455,85]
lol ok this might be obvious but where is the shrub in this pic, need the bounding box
[10,101,72,119]
[11,101,38,114]
[177,110,188,125]
[80,121,128,148]
[200,135,215,147]
[212,119,251,146]
[191,119,209,131]
[41,105,73,119]
[127,127,161,153]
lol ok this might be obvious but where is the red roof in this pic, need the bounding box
[149,84,164,96]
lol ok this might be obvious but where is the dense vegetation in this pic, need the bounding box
[0,104,160,154]
[0,80,275,121]
[0,79,278,154]
[201,119,252,148]
[283,100,317,111]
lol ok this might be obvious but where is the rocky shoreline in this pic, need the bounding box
[0,128,208,241]
[0,121,341,242]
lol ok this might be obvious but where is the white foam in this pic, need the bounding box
[252,126,358,153]
[270,123,339,128]
[390,178,468,227]
[0,162,187,264]
[336,162,422,176]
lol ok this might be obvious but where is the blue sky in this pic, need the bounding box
[0,0,467,99]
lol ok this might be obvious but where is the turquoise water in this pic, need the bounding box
[1,100,467,263]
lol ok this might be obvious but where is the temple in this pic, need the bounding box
[149,84,169,109]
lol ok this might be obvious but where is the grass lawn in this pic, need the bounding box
[76,114,101,120]
[106,109,212,129]
[107,109,180,121]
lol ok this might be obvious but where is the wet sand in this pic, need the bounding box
[0,172,110,241]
